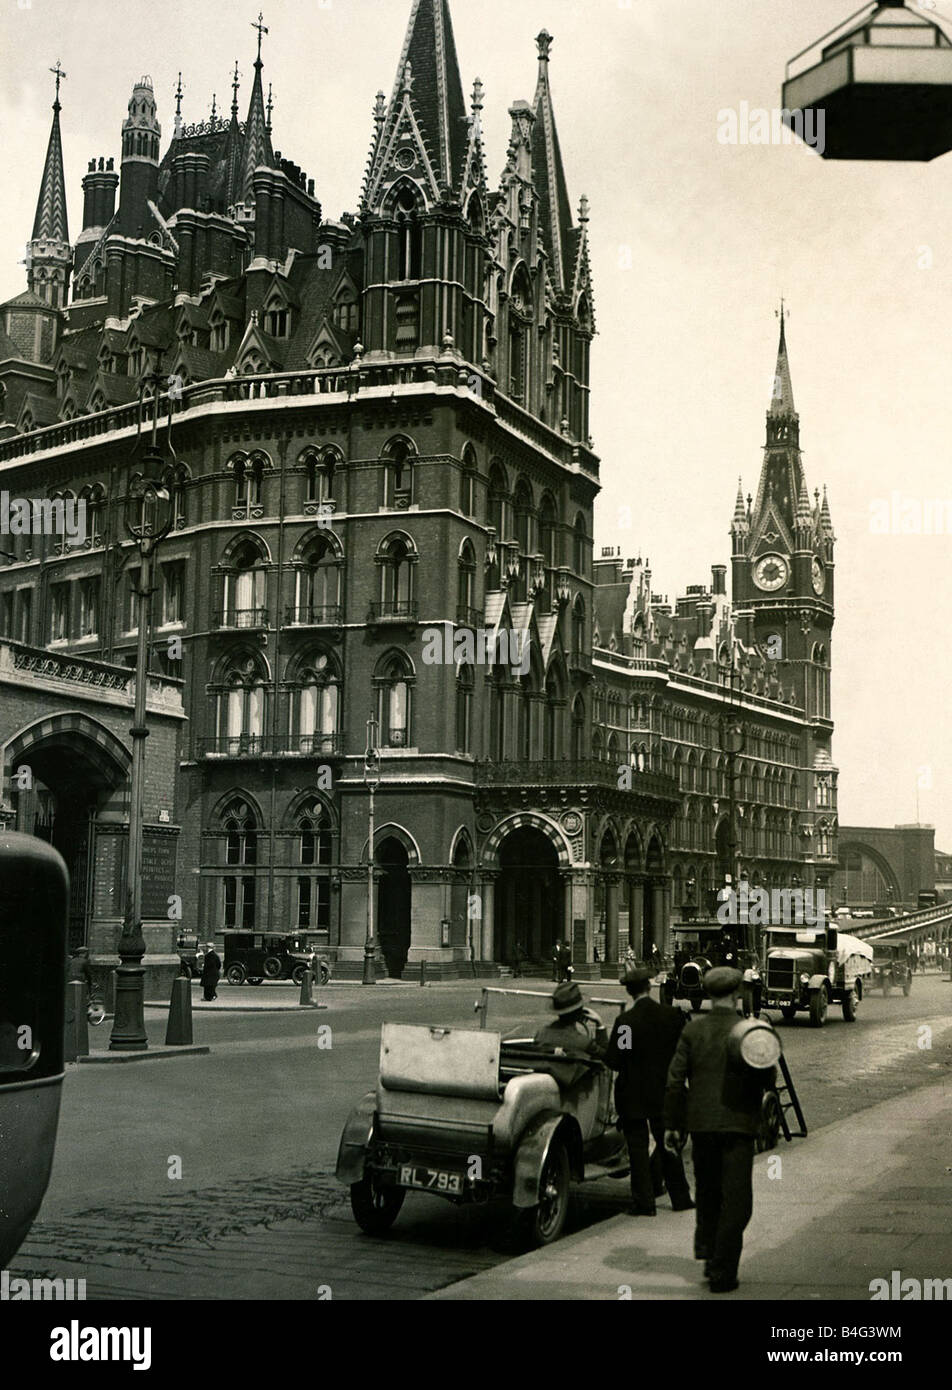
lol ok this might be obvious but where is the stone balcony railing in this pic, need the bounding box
[0,640,185,716]
[0,358,599,479]
[473,758,681,803]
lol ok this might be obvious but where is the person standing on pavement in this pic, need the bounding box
[663,966,775,1294]
[200,941,221,1001]
[605,966,695,1217]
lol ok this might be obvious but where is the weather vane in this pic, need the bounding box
[50,60,67,107]
[252,11,268,62]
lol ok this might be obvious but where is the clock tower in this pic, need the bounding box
[731,310,835,720]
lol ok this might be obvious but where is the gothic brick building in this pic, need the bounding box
[0,1,837,978]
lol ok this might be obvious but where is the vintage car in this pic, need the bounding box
[761,924,873,1026]
[659,923,762,1016]
[870,941,913,997]
[336,1011,630,1248]
[175,933,204,979]
[223,932,330,987]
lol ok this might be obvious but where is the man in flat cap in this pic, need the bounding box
[606,965,694,1216]
[663,966,775,1293]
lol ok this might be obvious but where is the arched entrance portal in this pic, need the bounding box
[496,826,562,967]
[8,722,130,952]
[376,837,411,979]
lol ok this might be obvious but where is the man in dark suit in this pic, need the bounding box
[605,965,694,1216]
[663,966,775,1293]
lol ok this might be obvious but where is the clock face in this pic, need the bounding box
[753,553,789,592]
[811,557,825,595]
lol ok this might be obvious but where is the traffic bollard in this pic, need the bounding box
[299,968,313,1006]
[64,980,88,1062]
[165,975,193,1045]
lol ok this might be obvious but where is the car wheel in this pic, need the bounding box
[350,1176,405,1236]
[842,988,859,1023]
[756,1091,783,1153]
[808,988,827,1028]
[780,1005,797,1022]
[226,964,246,985]
[518,1138,571,1249]
[263,956,283,979]
[291,965,307,986]
[180,963,193,980]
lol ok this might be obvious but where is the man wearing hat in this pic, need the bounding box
[533,980,607,1066]
[663,966,775,1293]
[606,965,694,1216]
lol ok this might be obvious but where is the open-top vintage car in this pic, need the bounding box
[336,1006,629,1248]
[870,941,913,997]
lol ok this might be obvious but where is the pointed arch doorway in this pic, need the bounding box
[376,836,411,978]
[496,826,562,968]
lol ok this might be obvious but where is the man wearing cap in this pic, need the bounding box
[663,966,775,1293]
[533,980,608,1073]
[606,966,694,1216]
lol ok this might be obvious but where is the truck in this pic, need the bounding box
[760,923,873,1027]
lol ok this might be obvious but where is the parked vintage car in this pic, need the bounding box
[175,933,204,979]
[336,1010,630,1248]
[870,941,913,997]
[761,924,873,1026]
[223,932,330,987]
[659,922,762,1016]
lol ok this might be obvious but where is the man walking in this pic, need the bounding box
[606,966,694,1217]
[663,966,774,1293]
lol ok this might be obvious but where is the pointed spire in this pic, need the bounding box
[32,62,69,244]
[796,476,812,528]
[174,72,184,138]
[820,485,834,536]
[732,478,748,529]
[239,17,274,204]
[531,31,575,294]
[231,60,241,120]
[769,300,796,415]
[365,0,468,207]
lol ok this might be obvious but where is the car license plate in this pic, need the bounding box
[398,1164,463,1195]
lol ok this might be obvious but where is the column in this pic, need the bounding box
[651,881,666,956]
[605,874,619,969]
[479,875,495,963]
[628,878,644,957]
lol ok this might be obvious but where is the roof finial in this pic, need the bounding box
[210,93,218,127]
[471,77,484,113]
[537,30,553,63]
[776,295,788,350]
[252,10,268,67]
[232,60,240,118]
[266,81,273,133]
[50,60,66,110]
[174,71,184,137]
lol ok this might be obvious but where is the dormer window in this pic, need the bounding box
[211,318,230,352]
[265,307,288,338]
[334,290,358,334]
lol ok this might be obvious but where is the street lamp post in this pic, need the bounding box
[109,368,175,1050]
[718,656,747,947]
[362,714,380,985]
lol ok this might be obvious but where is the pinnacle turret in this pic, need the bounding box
[28,62,71,309]
[238,15,274,205]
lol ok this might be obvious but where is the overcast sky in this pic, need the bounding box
[2,0,950,848]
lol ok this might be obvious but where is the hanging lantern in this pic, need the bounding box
[783,1,952,161]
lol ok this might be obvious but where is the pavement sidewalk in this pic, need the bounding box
[428,1076,952,1301]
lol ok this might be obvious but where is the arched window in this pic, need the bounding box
[376,652,413,748]
[222,799,258,931]
[508,265,531,403]
[573,513,587,575]
[488,461,508,538]
[456,663,474,754]
[293,535,341,624]
[383,437,414,509]
[295,799,333,934]
[303,447,338,506]
[457,539,477,625]
[539,493,557,609]
[167,464,189,530]
[221,537,268,627]
[232,451,267,512]
[572,595,585,657]
[394,185,422,280]
[80,484,106,548]
[215,654,268,753]
[289,651,340,753]
[333,286,358,334]
[378,533,415,617]
[571,695,585,761]
[459,444,477,517]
